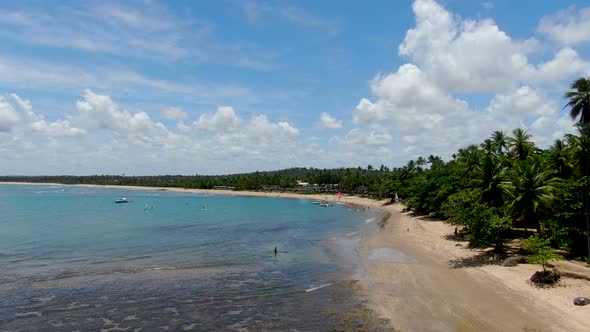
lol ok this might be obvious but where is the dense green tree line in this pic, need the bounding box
[382,77,590,258]
[0,167,390,192]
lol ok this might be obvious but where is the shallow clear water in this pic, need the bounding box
[0,184,385,331]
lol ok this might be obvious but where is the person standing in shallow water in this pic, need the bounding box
[274,247,278,255]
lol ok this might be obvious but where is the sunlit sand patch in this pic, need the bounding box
[368,248,416,264]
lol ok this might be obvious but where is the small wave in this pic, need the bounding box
[31,189,65,194]
[305,283,332,292]
[139,266,177,272]
[8,256,33,263]
[16,311,42,318]
[62,258,90,263]
[365,218,376,223]
[154,224,200,231]
[345,232,359,236]
[36,294,56,303]
[90,255,151,265]
[132,261,244,273]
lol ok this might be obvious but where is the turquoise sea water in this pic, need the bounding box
[0,184,383,331]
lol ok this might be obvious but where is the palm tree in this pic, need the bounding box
[456,144,481,184]
[469,154,507,208]
[416,156,426,169]
[501,157,561,234]
[481,139,494,155]
[548,139,571,178]
[564,77,590,124]
[491,130,508,156]
[507,128,534,161]
[428,154,443,166]
[565,124,590,177]
[565,124,590,256]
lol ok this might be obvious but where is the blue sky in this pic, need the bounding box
[0,0,589,175]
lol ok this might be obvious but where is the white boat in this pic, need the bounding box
[115,198,129,203]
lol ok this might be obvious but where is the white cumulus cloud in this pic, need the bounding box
[320,112,342,129]
[0,96,21,132]
[160,107,187,121]
[538,6,590,45]
[31,119,86,137]
[347,0,583,161]
[398,0,537,93]
[194,106,241,132]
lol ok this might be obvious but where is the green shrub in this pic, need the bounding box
[521,234,562,271]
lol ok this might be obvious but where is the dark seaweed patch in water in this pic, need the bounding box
[0,265,393,331]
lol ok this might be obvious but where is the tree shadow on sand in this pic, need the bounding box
[443,233,466,242]
[405,212,442,223]
[449,250,503,269]
[529,279,561,289]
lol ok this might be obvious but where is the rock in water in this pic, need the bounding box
[574,297,590,306]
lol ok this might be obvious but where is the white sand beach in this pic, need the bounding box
[360,203,590,331]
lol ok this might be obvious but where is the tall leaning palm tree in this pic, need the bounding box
[564,77,590,124]
[501,157,561,235]
[507,128,534,161]
[491,130,508,156]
